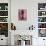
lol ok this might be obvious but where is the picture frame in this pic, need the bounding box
[18,9,27,21]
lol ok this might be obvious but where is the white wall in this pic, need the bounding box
[11,0,46,46]
[11,0,38,30]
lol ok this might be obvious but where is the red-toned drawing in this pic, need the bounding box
[18,9,27,20]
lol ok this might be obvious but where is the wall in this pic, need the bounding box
[11,0,38,30]
[11,0,46,46]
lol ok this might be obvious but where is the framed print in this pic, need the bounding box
[18,9,27,21]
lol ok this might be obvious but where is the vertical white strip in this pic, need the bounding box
[21,40,25,46]
[11,31,15,45]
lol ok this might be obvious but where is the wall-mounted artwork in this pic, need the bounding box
[18,9,27,21]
